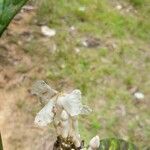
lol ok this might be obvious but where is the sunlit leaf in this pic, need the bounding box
[99,138,138,150]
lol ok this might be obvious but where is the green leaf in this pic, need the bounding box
[0,133,3,150]
[99,138,138,150]
[0,0,28,36]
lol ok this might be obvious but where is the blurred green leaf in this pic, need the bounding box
[99,138,138,150]
[0,133,3,150]
[0,0,3,16]
[0,0,28,36]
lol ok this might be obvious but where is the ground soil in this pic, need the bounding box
[0,6,56,150]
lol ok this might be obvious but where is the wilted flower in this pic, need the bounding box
[32,80,92,148]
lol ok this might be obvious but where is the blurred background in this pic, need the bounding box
[0,0,149,149]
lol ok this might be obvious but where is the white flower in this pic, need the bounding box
[34,101,55,127]
[32,80,92,148]
[56,89,92,116]
[31,80,57,105]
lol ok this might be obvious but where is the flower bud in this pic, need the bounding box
[61,110,69,121]
[60,110,69,138]
[72,134,81,148]
[88,135,100,150]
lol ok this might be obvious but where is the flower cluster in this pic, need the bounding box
[32,80,99,149]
